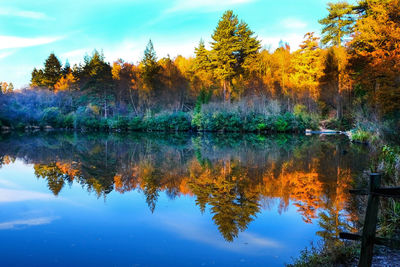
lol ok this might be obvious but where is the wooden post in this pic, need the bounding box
[359,173,381,267]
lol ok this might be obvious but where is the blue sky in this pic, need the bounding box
[1,0,342,88]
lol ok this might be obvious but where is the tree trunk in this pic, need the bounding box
[336,93,343,120]
[104,92,108,119]
[223,80,227,101]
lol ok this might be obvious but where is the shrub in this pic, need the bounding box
[275,114,290,132]
[168,112,191,131]
[293,104,307,117]
[41,107,62,127]
[145,112,191,132]
[62,113,75,128]
[109,116,129,130]
[129,117,144,131]
[351,129,372,143]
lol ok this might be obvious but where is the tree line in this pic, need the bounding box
[1,0,399,132]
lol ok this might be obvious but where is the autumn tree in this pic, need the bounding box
[350,0,400,115]
[319,1,355,47]
[290,33,323,106]
[54,73,76,92]
[271,43,293,104]
[112,59,141,113]
[0,82,14,94]
[159,56,190,110]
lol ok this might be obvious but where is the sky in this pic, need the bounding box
[1,0,340,88]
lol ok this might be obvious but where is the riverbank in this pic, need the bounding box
[0,109,320,133]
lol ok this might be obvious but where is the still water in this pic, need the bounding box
[0,132,369,266]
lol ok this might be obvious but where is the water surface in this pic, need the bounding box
[0,132,369,266]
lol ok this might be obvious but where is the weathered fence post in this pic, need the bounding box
[359,173,381,267]
[340,173,400,265]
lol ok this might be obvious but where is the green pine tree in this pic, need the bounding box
[319,1,355,47]
[81,50,114,118]
[62,60,71,76]
[194,39,210,71]
[42,53,62,89]
[210,10,240,100]
[141,39,160,93]
[209,10,260,100]
[30,68,45,88]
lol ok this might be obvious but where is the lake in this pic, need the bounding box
[0,132,369,266]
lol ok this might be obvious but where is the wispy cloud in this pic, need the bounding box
[0,7,48,20]
[166,0,255,13]
[0,217,57,230]
[0,188,56,202]
[0,35,63,50]
[281,18,307,30]
[156,213,282,251]
[60,48,90,64]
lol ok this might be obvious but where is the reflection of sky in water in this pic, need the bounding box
[0,160,320,266]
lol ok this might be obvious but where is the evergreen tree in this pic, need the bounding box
[62,60,71,76]
[194,39,210,71]
[210,10,240,100]
[81,50,114,118]
[141,39,160,93]
[7,83,14,93]
[209,10,260,100]
[236,20,261,70]
[319,1,355,47]
[30,68,45,87]
[42,53,62,89]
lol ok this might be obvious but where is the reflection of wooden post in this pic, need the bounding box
[359,173,381,267]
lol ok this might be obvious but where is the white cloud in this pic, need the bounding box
[0,7,48,20]
[155,213,282,251]
[60,48,90,64]
[0,217,57,230]
[166,0,255,13]
[0,35,63,50]
[0,188,55,202]
[281,18,307,30]
[0,50,14,60]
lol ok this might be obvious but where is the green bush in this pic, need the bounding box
[129,117,144,131]
[351,129,372,143]
[62,113,75,129]
[192,109,314,133]
[41,107,62,127]
[168,112,191,131]
[109,116,129,130]
[99,118,110,130]
[145,112,191,131]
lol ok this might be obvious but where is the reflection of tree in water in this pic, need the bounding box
[0,155,15,168]
[34,163,72,196]
[140,158,161,213]
[0,132,368,242]
[188,159,260,241]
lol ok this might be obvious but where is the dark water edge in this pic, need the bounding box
[0,132,371,266]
